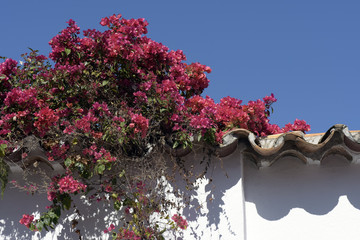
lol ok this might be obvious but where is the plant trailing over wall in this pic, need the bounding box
[0,14,310,239]
[0,143,8,197]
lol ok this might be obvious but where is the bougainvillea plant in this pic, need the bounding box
[0,14,310,239]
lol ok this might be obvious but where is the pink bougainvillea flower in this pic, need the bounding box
[172,214,188,230]
[19,214,34,228]
[57,175,87,194]
[103,223,115,233]
[34,107,59,136]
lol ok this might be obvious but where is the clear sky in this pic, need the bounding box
[1,1,359,133]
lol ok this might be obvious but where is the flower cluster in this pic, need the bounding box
[115,229,141,240]
[282,119,311,132]
[0,59,17,100]
[46,143,69,161]
[75,112,99,133]
[103,223,115,234]
[129,113,149,138]
[57,175,87,194]
[172,214,188,230]
[46,175,87,200]
[4,87,39,109]
[34,107,59,136]
[46,175,86,203]
[0,58,17,78]
[83,144,116,162]
[0,13,311,239]
[19,214,34,228]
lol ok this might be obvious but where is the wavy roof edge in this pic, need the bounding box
[217,124,360,166]
[4,124,360,174]
[172,124,360,165]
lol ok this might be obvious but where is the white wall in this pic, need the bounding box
[0,149,245,240]
[178,149,244,240]
[244,154,360,240]
[0,162,121,240]
[2,150,360,239]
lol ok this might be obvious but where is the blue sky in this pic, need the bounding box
[1,1,359,133]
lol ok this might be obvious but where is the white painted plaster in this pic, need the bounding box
[0,149,245,240]
[2,149,360,239]
[244,154,360,240]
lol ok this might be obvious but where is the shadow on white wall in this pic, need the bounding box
[244,154,360,220]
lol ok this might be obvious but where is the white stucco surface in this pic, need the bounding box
[244,155,360,240]
[0,177,119,240]
[2,148,360,239]
[178,150,244,240]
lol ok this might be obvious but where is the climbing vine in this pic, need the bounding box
[0,14,310,239]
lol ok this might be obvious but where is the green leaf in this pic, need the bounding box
[172,141,179,149]
[0,75,6,80]
[118,169,125,178]
[96,164,105,175]
[64,48,71,56]
[112,232,117,238]
[106,163,112,170]
[29,224,36,231]
[43,216,51,225]
[28,47,36,52]
[54,206,61,216]
[123,197,133,206]
[80,170,91,179]
[102,80,109,86]
[64,158,72,167]
[75,162,84,171]
[0,144,6,157]
[48,211,57,219]
[36,221,44,232]
[61,195,72,210]
[114,200,122,210]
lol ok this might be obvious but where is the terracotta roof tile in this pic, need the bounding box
[4,124,360,173]
[219,124,360,167]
